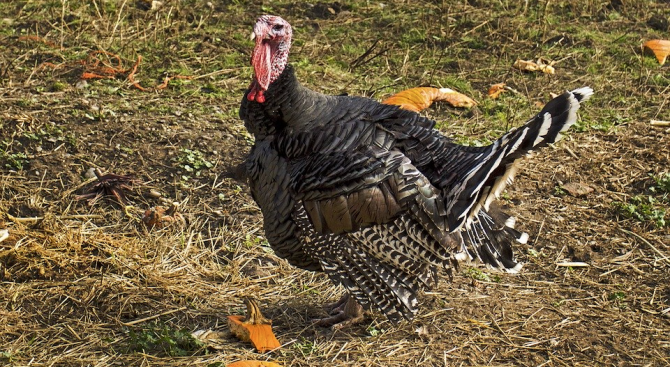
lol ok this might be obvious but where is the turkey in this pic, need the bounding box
[239,15,593,328]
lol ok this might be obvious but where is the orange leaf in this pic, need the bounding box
[227,361,283,367]
[642,39,670,65]
[382,87,476,112]
[488,83,506,99]
[227,299,281,353]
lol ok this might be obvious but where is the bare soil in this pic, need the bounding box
[0,1,668,366]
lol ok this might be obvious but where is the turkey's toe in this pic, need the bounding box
[323,293,349,315]
[312,295,364,329]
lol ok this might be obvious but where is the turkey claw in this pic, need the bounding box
[312,294,364,329]
[323,294,349,315]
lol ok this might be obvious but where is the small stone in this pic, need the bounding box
[0,229,9,243]
[84,167,97,179]
[148,190,162,199]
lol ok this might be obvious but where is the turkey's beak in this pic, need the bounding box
[250,31,256,40]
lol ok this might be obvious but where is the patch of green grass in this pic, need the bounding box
[367,324,385,337]
[0,148,29,171]
[608,291,626,302]
[552,299,566,308]
[450,135,492,147]
[608,291,627,309]
[466,267,500,282]
[0,350,14,363]
[612,195,666,228]
[651,172,670,195]
[554,185,567,196]
[574,111,629,133]
[124,322,204,357]
[50,81,67,92]
[294,338,318,357]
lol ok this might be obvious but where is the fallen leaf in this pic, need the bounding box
[642,39,670,65]
[227,361,283,367]
[142,203,185,229]
[382,87,476,112]
[228,299,281,353]
[513,59,555,74]
[191,329,227,350]
[561,182,594,197]
[488,83,506,99]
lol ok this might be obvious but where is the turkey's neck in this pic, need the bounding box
[243,64,332,138]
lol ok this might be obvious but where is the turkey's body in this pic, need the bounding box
[240,61,592,323]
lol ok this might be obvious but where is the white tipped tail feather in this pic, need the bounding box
[446,87,594,232]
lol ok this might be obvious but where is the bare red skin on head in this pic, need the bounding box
[249,29,271,102]
[247,15,291,104]
[248,81,266,103]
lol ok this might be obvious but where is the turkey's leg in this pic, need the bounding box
[312,293,364,329]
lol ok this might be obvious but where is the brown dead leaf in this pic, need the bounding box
[488,83,506,99]
[642,39,670,65]
[141,204,185,229]
[191,329,227,350]
[382,87,476,112]
[561,182,594,197]
[513,59,555,74]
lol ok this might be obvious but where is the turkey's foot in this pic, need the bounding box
[323,293,349,315]
[312,294,364,329]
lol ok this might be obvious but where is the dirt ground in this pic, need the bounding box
[0,0,668,366]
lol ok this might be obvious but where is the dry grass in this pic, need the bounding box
[0,0,669,366]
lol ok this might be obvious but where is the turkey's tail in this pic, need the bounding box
[446,87,593,231]
[459,206,527,273]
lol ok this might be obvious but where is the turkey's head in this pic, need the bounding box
[248,15,292,103]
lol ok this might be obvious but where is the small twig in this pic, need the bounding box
[650,120,670,127]
[122,306,187,326]
[563,146,579,159]
[620,228,670,264]
[5,213,104,223]
[503,85,525,96]
[556,262,590,267]
[462,20,490,37]
[350,40,387,70]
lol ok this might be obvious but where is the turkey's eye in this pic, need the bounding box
[272,24,284,31]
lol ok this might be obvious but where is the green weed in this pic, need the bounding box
[0,149,29,171]
[367,325,386,337]
[608,291,627,309]
[175,148,213,177]
[612,195,666,228]
[651,172,670,195]
[466,267,500,282]
[124,322,204,357]
[294,338,318,357]
[0,350,14,363]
